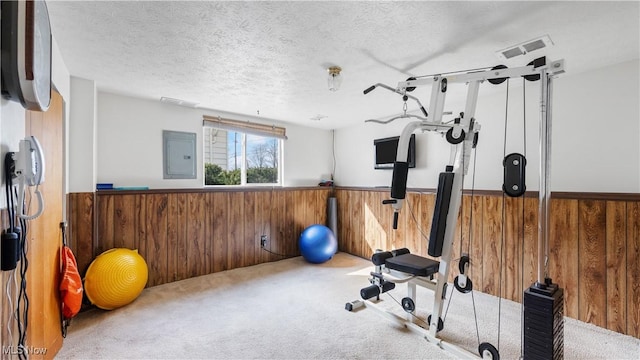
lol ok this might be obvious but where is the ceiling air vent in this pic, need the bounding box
[496,35,554,60]
[160,96,199,108]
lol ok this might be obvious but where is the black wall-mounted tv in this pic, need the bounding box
[374,134,416,169]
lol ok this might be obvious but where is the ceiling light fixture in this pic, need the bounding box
[160,96,199,108]
[327,66,342,92]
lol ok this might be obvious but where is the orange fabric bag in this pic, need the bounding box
[60,245,83,319]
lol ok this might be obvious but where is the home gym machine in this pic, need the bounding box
[345,57,565,359]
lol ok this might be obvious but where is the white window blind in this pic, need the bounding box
[203,115,287,140]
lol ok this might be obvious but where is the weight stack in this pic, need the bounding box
[523,281,564,360]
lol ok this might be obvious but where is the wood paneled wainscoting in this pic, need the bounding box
[67,188,331,287]
[67,187,639,338]
[334,188,640,339]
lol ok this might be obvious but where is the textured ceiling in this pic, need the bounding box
[47,1,639,130]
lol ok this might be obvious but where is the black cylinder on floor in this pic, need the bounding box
[327,196,338,243]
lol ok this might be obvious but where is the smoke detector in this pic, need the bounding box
[496,35,554,60]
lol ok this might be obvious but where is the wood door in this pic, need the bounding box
[25,90,64,359]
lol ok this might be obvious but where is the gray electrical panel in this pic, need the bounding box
[163,130,197,179]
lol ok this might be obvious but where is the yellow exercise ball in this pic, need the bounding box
[84,248,148,310]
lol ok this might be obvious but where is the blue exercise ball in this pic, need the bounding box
[299,224,337,264]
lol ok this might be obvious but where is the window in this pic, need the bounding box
[203,116,285,186]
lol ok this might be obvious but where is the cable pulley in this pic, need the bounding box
[401,297,415,313]
[446,128,465,144]
[458,254,470,273]
[523,59,543,82]
[427,314,444,332]
[503,153,527,197]
[478,342,500,359]
[405,77,417,92]
[488,65,509,85]
[454,254,473,293]
[446,113,467,144]
[454,276,473,293]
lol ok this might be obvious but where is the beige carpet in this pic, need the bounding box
[56,252,639,359]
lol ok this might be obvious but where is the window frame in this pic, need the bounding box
[203,116,285,187]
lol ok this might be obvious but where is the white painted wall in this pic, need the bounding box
[68,77,97,192]
[282,125,333,186]
[51,36,71,203]
[552,59,639,192]
[0,102,27,175]
[96,92,333,188]
[334,60,640,193]
[51,36,71,102]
